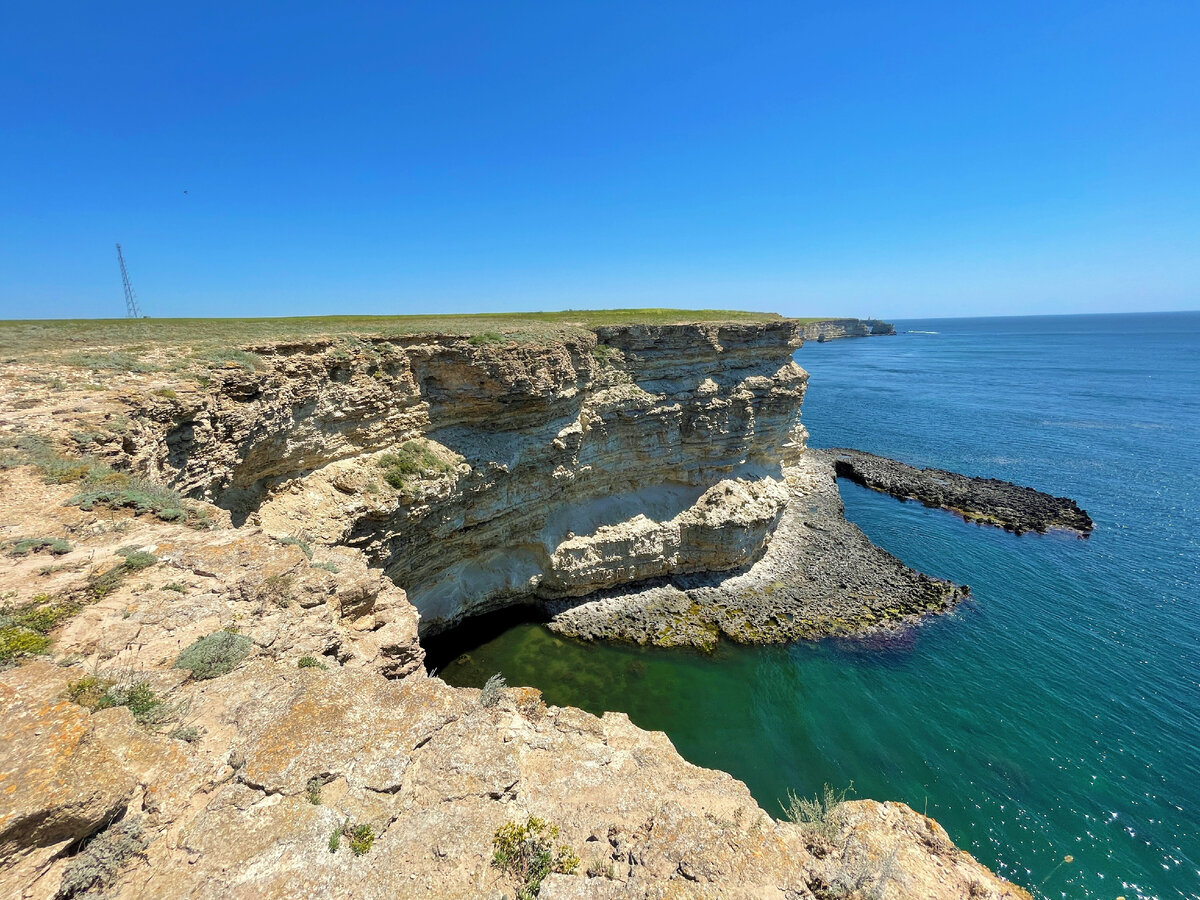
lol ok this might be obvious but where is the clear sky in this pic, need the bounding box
[2,1,1198,321]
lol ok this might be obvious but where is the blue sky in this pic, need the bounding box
[2,1,1198,320]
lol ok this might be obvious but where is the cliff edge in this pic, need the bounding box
[0,312,1031,899]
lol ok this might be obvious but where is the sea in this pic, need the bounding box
[439,311,1200,900]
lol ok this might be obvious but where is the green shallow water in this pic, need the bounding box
[440,313,1200,900]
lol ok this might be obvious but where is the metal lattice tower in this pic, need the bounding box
[115,244,142,318]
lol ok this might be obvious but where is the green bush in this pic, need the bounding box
[174,630,252,680]
[297,655,327,670]
[348,823,375,856]
[3,594,80,634]
[492,816,579,899]
[0,626,50,663]
[480,672,506,708]
[782,783,849,844]
[311,561,340,574]
[67,676,178,727]
[5,536,72,557]
[377,441,456,491]
[58,817,148,898]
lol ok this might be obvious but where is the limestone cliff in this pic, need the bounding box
[800,318,895,341]
[0,315,1031,899]
[120,322,809,635]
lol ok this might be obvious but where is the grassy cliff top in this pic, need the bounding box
[0,309,824,359]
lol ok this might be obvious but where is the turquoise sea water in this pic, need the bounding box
[439,312,1200,900]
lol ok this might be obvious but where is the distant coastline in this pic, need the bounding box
[801,317,895,342]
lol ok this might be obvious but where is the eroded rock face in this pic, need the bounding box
[121,323,809,634]
[0,323,1032,899]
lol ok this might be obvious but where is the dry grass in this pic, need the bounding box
[0,309,820,362]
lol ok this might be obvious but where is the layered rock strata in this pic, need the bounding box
[120,322,810,635]
[0,318,1039,898]
[826,448,1094,535]
[799,318,895,341]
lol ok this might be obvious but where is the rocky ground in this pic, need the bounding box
[0,466,1029,900]
[824,448,1093,536]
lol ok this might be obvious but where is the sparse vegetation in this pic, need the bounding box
[590,343,622,367]
[783,783,850,846]
[258,573,294,607]
[174,630,252,680]
[152,388,177,398]
[468,331,506,345]
[195,348,264,370]
[85,550,157,599]
[276,534,312,559]
[168,724,202,743]
[480,672,506,708]
[5,536,72,557]
[65,350,156,372]
[327,820,375,856]
[0,594,80,664]
[311,561,340,574]
[67,675,182,727]
[58,817,149,898]
[305,776,325,805]
[297,655,327,670]
[491,816,580,899]
[377,441,456,491]
[163,582,187,593]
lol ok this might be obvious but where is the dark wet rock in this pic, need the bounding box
[824,447,1093,535]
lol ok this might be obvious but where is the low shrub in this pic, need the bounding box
[276,534,312,559]
[174,630,252,680]
[480,672,506,708]
[0,626,50,663]
[66,351,156,373]
[297,655,327,670]
[492,816,579,899]
[782,783,850,845]
[69,479,186,522]
[467,331,506,345]
[377,441,456,491]
[327,820,374,856]
[311,561,340,574]
[3,594,80,634]
[67,676,180,727]
[5,536,72,557]
[306,776,324,805]
[58,817,149,898]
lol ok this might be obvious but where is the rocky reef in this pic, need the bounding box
[0,313,1039,898]
[827,448,1094,535]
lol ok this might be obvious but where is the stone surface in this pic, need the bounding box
[825,447,1094,535]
